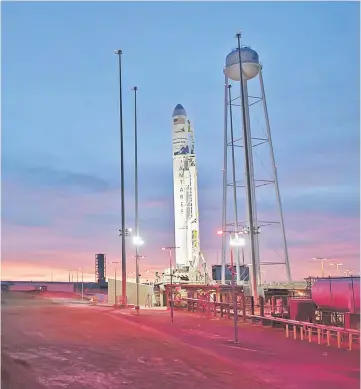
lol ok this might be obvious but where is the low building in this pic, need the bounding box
[5,281,75,293]
[107,279,160,306]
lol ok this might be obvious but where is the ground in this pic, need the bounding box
[1,292,360,389]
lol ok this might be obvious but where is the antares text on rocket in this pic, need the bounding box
[172,104,200,268]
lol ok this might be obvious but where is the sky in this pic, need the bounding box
[1,1,360,282]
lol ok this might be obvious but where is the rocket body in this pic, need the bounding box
[172,104,200,268]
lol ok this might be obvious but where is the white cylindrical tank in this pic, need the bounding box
[224,47,260,81]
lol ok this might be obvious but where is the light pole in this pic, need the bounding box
[132,85,143,313]
[78,268,84,300]
[217,229,246,344]
[217,229,246,283]
[112,261,120,306]
[229,232,245,344]
[69,269,76,288]
[313,257,329,277]
[118,227,132,305]
[114,49,127,305]
[162,246,179,324]
[330,262,343,275]
[133,236,144,313]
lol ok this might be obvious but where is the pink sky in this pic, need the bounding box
[1,182,359,282]
[2,2,359,284]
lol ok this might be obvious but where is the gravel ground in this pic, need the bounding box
[1,292,272,389]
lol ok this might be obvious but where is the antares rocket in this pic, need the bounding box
[172,104,200,270]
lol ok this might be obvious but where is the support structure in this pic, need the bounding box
[221,33,291,299]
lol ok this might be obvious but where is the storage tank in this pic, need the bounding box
[223,46,260,81]
[311,277,360,314]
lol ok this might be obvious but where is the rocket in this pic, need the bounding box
[172,104,200,269]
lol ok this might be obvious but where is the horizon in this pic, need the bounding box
[1,1,360,282]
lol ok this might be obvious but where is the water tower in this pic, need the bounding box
[220,33,291,300]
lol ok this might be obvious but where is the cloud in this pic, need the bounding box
[2,153,359,283]
[1,175,175,278]
[1,0,359,284]
[23,166,112,194]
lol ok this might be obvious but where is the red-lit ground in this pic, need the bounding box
[1,292,360,389]
[111,308,360,389]
[1,292,272,389]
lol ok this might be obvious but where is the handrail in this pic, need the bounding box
[179,297,360,336]
[249,314,360,335]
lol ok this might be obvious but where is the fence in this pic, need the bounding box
[177,297,360,350]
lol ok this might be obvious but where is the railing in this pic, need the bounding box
[177,297,360,351]
[250,315,360,351]
[180,297,254,318]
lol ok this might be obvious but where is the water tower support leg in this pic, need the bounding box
[259,67,292,282]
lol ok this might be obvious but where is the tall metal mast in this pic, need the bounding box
[236,32,258,300]
[114,49,127,304]
[221,78,229,284]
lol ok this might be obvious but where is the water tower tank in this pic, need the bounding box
[224,47,260,81]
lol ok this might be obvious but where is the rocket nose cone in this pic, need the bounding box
[173,104,186,117]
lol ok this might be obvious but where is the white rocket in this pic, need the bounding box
[172,104,200,270]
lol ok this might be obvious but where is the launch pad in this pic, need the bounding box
[162,33,292,297]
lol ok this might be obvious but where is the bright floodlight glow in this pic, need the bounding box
[229,234,246,247]
[133,236,144,246]
[313,257,329,261]
[128,228,132,232]
[216,230,224,235]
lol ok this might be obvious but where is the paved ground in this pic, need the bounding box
[1,292,360,389]
[109,308,360,389]
[1,292,272,389]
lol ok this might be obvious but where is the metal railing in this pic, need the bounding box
[177,297,360,350]
[249,315,359,350]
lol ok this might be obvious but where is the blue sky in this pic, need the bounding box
[1,1,360,281]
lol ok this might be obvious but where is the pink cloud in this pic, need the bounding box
[1,181,174,280]
[2,180,359,283]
